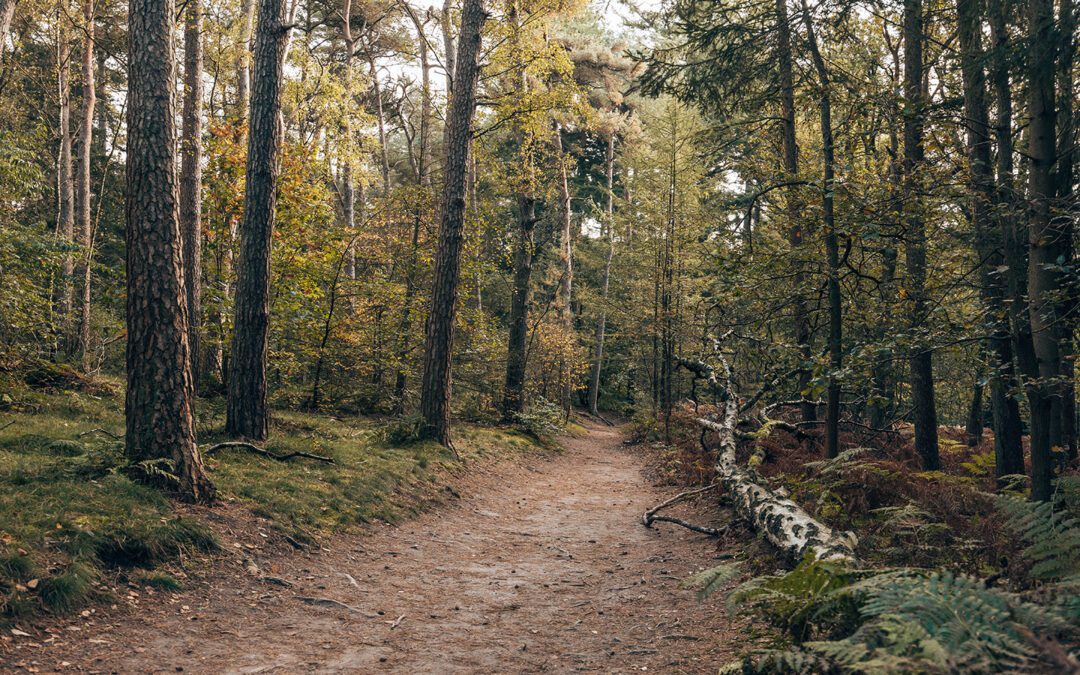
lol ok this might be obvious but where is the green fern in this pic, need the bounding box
[680,563,743,601]
[996,482,1080,583]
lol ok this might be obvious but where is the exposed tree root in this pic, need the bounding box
[77,427,121,440]
[205,442,335,464]
[646,514,726,537]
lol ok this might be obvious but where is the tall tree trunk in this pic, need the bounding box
[588,132,615,416]
[236,0,255,120]
[801,0,841,459]
[1025,0,1060,500]
[503,195,536,420]
[417,0,485,446]
[957,0,1025,477]
[125,0,213,502]
[180,0,203,388]
[555,122,573,416]
[366,49,391,194]
[341,0,356,281]
[903,0,940,470]
[57,13,74,355]
[777,0,815,424]
[393,6,433,412]
[1057,0,1077,459]
[226,0,290,441]
[74,0,95,370]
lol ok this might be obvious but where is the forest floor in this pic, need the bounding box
[6,419,764,674]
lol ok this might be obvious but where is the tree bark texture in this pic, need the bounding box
[0,0,16,55]
[57,17,74,352]
[226,0,290,441]
[125,0,213,502]
[1025,0,1060,500]
[503,195,536,420]
[957,0,1025,476]
[181,0,204,386]
[75,0,95,370]
[418,0,485,446]
[903,0,940,470]
[588,133,615,415]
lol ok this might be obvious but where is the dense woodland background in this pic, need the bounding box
[0,0,1079,668]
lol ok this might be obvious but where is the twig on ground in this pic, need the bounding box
[76,427,120,440]
[205,441,335,464]
[646,515,726,537]
[297,596,375,617]
[642,483,719,526]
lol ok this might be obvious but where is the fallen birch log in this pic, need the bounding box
[695,360,856,563]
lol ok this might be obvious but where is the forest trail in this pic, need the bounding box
[27,420,746,674]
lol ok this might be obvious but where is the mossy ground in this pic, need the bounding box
[0,382,544,624]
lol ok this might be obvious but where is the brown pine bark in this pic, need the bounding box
[180,0,203,387]
[957,0,1025,477]
[226,0,290,441]
[125,0,213,502]
[1025,0,1060,500]
[1057,0,1076,459]
[902,0,940,470]
[74,0,95,370]
[417,0,485,446]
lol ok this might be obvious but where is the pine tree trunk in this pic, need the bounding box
[417,0,485,446]
[57,15,74,354]
[226,0,290,441]
[1025,0,1060,501]
[75,0,95,371]
[957,0,1025,477]
[125,0,213,502]
[903,0,940,470]
[180,0,203,388]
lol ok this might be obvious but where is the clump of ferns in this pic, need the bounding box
[690,477,1080,673]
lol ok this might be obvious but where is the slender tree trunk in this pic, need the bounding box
[588,133,615,415]
[367,50,391,194]
[57,13,74,354]
[965,378,985,446]
[236,0,255,119]
[125,0,213,502]
[903,0,940,470]
[503,195,536,420]
[226,0,290,441]
[393,6,433,412]
[418,0,485,446]
[1025,0,1060,500]
[341,0,356,281]
[777,0,814,424]
[180,0,203,388]
[74,0,95,370]
[555,122,573,416]
[801,0,841,459]
[958,0,1025,477]
[1057,0,1077,459]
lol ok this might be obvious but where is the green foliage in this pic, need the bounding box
[36,562,96,612]
[133,571,182,592]
[680,562,743,601]
[383,414,427,447]
[996,478,1080,583]
[514,397,566,439]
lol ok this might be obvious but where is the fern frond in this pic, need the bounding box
[680,563,742,601]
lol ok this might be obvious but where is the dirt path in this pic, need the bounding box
[13,421,749,673]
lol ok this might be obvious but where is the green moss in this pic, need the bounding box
[0,388,543,624]
[133,571,182,592]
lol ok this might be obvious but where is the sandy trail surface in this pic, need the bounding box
[10,420,746,674]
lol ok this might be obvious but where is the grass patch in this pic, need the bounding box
[0,387,544,624]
